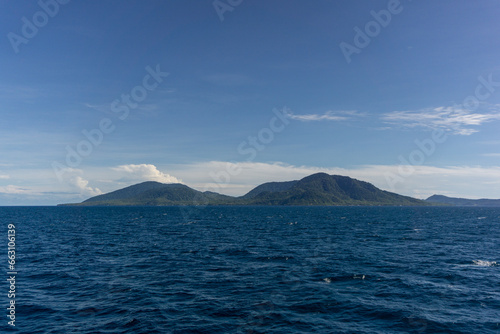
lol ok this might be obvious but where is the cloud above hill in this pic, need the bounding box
[112,164,182,184]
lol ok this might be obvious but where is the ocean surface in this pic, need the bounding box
[0,206,499,333]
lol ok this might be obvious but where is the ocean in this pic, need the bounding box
[0,206,499,333]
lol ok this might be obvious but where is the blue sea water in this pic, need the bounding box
[0,206,499,333]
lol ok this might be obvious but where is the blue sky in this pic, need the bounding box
[1,0,500,205]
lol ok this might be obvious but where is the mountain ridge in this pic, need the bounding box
[59,173,434,206]
[425,194,500,207]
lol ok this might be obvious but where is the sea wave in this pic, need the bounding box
[472,260,498,267]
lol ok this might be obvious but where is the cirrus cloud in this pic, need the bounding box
[285,110,364,122]
[382,104,500,135]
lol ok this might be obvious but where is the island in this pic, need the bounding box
[58,172,439,206]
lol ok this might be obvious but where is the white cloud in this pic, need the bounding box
[382,105,500,135]
[482,153,500,157]
[112,164,181,184]
[0,174,10,179]
[69,176,102,197]
[0,185,33,194]
[285,110,363,122]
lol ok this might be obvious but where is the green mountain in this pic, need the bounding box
[61,181,235,206]
[59,173,430,206]
[426,194,500,207]
[241,180,298,199]
[238,173,426,206]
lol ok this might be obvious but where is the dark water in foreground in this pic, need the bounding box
[0,206,499,333]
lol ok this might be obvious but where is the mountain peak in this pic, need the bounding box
[300,172,331,180]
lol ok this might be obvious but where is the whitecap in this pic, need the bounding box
[472,260,497,267]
